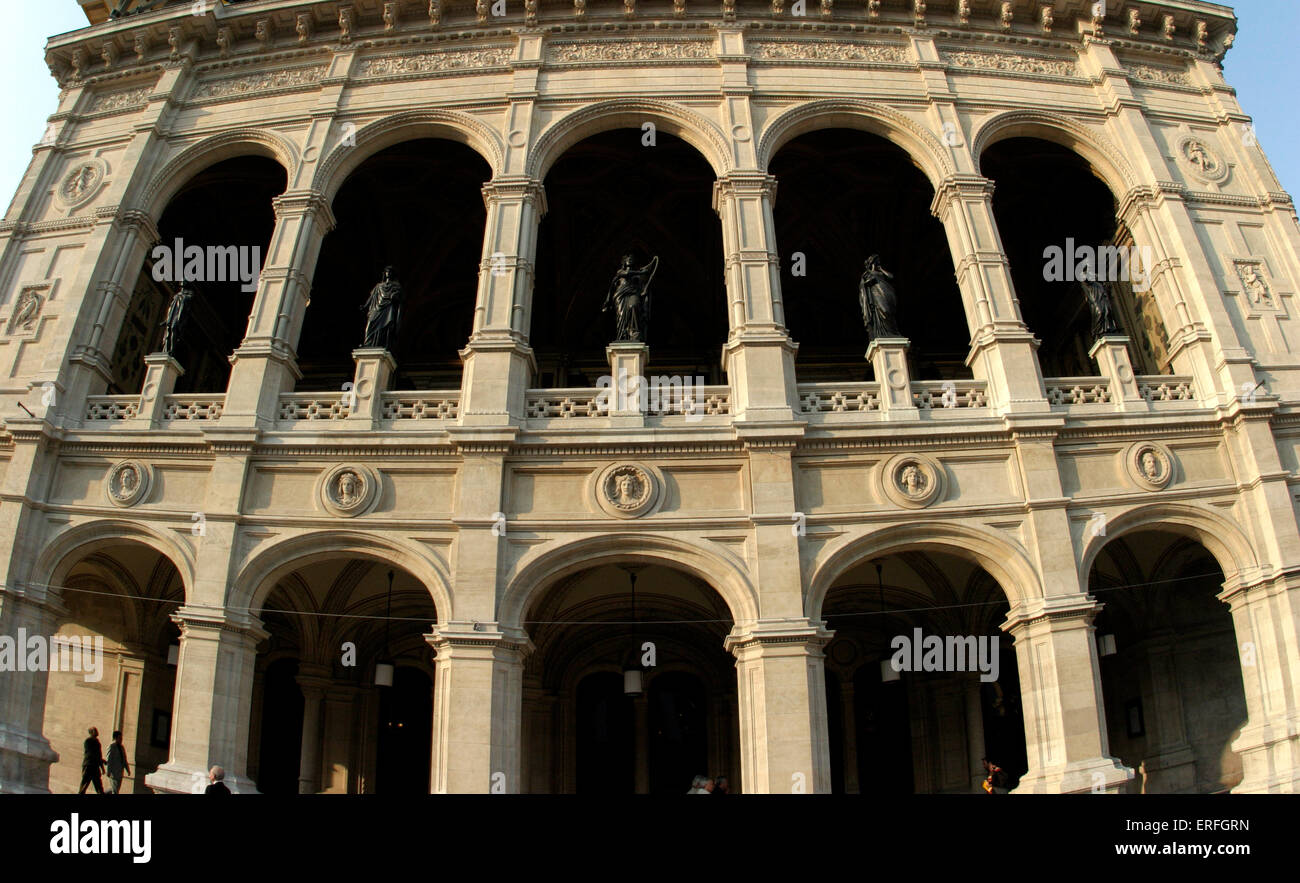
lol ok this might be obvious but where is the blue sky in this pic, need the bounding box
[2,2,1298,209]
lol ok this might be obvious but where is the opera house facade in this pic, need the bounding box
[0,0,1297,795]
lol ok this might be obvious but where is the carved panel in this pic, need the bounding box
[355,48,512,77]
[191,65,328,100]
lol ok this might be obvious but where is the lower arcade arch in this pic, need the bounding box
[521,563,739,794]
[821,551,1027,794]
[246,557,439,794]
[1089,529,1248,793]
[39,539,184,793]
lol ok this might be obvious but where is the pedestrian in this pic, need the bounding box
[688,774,710,794]
[981,757,1008,794]
[105,730,130,794]
[713,776,729,795]
[205,765,231,795]
[78,726,106,794]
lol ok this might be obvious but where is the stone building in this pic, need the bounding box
[0,0,1296,794]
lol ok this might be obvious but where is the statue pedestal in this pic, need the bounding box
[347,347,396,428]
[605,342,648,422]
[867,338,918,419]
[1088,336,1148,412]
[137,352,185,428]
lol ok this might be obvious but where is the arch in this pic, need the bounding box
[972,110,1138,198]
[501,533,759,631]
[757,99,956,189]
[138,129,298,221]
[312,109,504,202]
[34,520,196,605]
[527,99,732,180]
[232,530,453,618]
[1078,502,1259,592]
[806,522,1043,621]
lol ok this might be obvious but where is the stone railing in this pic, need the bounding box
[912,380,990,410]
[278,392,352,421]
[526,385,731,419]
[1137,376,1196,402]
[1045,376,1198,408]
[526,388,608,419]
[161,395,224,421]
[84,395,140,421]
[798,383,882,414]
[381,391,460,421]
[1044,377,1114,406]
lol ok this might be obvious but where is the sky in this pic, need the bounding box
[1,2,1298,210]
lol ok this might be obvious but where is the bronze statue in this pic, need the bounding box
[859,254,900,343]
[603,253,659,343]
[362,266,403,351]
[160,283,194,356]
[1081,269,1120,340]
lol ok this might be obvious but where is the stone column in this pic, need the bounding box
[458,178,545,425]
[296,667,329,794]
[867,337,918,418]
[965,676,987,793]
[1005,597,1132,793]
[931,175,1048,413]
[145,607,268,794]
[715,172,800,423]
[321,686,356,793]
[1088,335,1148,411]
[0,586,63,792]
[633,693,650,794]
[839,675,861,794]
[222,191,336,429]
[726,620,833,794]
[427,625,532,793]
[1222,577,1300,792]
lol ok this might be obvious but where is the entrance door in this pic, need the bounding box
[576,672,635,793]
[649,673,708,794]
[376,667,433,794]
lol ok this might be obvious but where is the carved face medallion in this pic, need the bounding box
[319,464,379,517]
[592,462,662,519]
[1126,442,1175,491]
[105,460,152,507]
[881,454,944,509]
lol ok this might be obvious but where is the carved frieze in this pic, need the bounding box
[355,48,512,77]
[191,65,328,100]
[1127,63,1191,86]
[943,50,1076,77]
[89,85,151,113]
[548,40,712,63]
[749,41,909,63]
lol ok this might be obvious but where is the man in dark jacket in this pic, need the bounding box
[78,727,106,794]
[205,765,231,795]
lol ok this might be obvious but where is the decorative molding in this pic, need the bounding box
[548,40,712,63]
[354,47,513,78]
[942,48,1077,77]
[190,64,328,101]
[748,40,909,64]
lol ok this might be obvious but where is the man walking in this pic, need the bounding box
[106,730,130,794]
[78,727,106,794]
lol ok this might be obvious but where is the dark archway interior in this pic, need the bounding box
[109,155,285,395]
[822,552,1026,794]
[770,129,970,383]
[982,137,1163,378]
[531,130,727,387]
[1091,531,1247,793]
[256,658,304,795]
[376,666,434,795]
[298,139,491,391]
